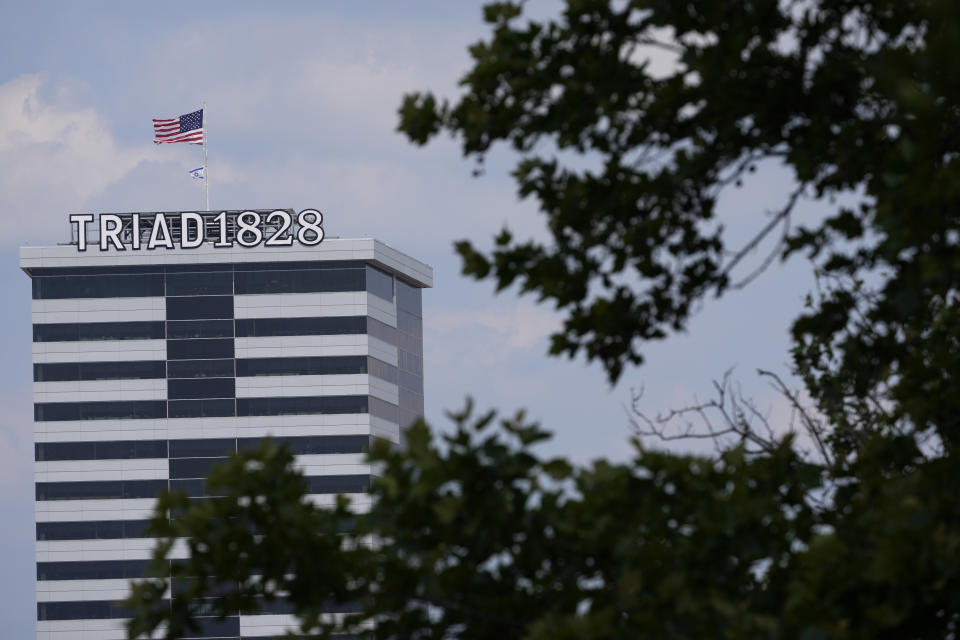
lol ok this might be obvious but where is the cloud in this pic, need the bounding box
[427,299,562,369]
[0,75,157,243]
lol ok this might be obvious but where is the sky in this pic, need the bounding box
[0,2,823,636]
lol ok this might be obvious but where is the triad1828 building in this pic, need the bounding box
[22,210,431,640]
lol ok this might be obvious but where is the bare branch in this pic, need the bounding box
[721,182,807,288]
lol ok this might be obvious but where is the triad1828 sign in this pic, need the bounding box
[68,209,324,251]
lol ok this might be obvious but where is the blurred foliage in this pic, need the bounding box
[128,1,960,638]
[128,408,960,639]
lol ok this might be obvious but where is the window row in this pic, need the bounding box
[167,296,234,321]
[34,356,395,383]
[30,259,364,277]
[38,599,351,626]
[169,457,226,479]
[36,434,370,461]
[36,519,151,541]
[34,360,166,382]
[34,395,375,421]
[34,316,370,342]
[37,559,150,581]
[36,474,371,501]
[37,515,356,543]
[168,378,235,400]
[32,268,384,299]
[33,321,165,342]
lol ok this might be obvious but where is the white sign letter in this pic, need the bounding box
[99,214,125,251]
[69,214,94,251]
[180,212,204,249]
[148,214,174,249]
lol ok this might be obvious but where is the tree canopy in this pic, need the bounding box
[127,1,960,638]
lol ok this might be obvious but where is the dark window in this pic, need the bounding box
[166,296,234,320]
[168,377,235,400]
[32,274,164,299]
[37,560,151,580]
[169,478,224,497]
[167,359,235,378]
[169,438,237,458]
[236,434,369,455]
[234,268,364,294]
[237,395,368,416]
[396,280,422,317]
[169,457,226,479]
[36,479,168,501]
[167,338,235,360]
[236,356,366,377]
[34,360,166,382]
[165,271,233,296]
[36,519,151,541]
[28,260,365,277]
[30,265,161,276]
[179,616,239,638]
[34,401,167,422]
[308,475,370,494]
[37,599,140,620]
[234,316,366,337]
[36,440,167,461]
[166,320,234,339]
[366,265,394,301]
[33,321,165,342]
[233,260,363,272]
[168,399,236,418]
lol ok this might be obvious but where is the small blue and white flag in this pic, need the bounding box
[189,166,205,180]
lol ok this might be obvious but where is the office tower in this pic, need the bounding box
[23,212,431,639]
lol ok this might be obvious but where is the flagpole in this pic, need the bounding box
[202,101,209,211]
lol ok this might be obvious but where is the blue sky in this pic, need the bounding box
[0,2,822,635]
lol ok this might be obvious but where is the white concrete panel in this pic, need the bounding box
[236,373,369,398]
[235,341,369,359]
[369,377,399,405]
[37,619,131,639]
[35,414,374,442]
[35,466,168,483]
[36,538,159,558]
[35,499,157,522]
[370,415,401,443]
[367,291,397,326]
[235,333,366,351]
[373,239,434,287]
[32,340,167,363]
[368,335,398,366]
[295,453,367,467]
[239,614,300,637]
[234,291,367,319]
[305,492,371,510]
[35,459,168,475]
[32,297,165,315]
[34,379,167,403]
[36,539,189,563]
[36,579,135,602]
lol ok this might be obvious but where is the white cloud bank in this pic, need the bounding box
[0,75,152,243]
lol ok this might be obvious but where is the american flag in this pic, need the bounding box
[153,109,204,145]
